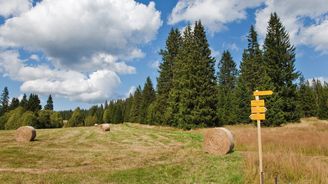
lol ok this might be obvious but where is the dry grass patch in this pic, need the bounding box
[229,117,328,184]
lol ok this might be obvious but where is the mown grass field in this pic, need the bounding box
[0,118,327,184]
[0,123,243,184]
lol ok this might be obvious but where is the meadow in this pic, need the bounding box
[0,118,327,184]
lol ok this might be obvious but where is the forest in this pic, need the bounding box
[1,13,328,130]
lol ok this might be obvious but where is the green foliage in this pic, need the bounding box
[9,98,20,111]
[167,21,218,129]
[103,109,111,124]
[44,95,54,110]
[85,115,97,126]
[67,108,84,127]
[129,86,143,123]
[4,107,25,130]
[217,51,238,125]
[21,111,38,127]
[37,110,52,128]
[19,94,28,110]
[0,87,9,115]
[263,13,300,125]
[27,94,42,112]
[152,28,182,125]
[50,111,63,128]
[298,76,317,117]
[140,77,155,123]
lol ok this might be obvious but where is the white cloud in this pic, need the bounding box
[0,0,162,103]
[148,60,160,70]
[168,0,264,33]
[0,0,161,71]
[0,0,32,18]
[0,50,120,103]
[255,0,328,53]
[29,54,40,62]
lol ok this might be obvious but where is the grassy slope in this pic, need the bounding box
[0,123,243,184]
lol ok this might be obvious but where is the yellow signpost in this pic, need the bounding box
[250,90,273,184]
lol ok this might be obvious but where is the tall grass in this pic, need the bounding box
[229,117,328,184]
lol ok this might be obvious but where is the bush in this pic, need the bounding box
[85,115,97,126]
[50,111,63,128]
[5,107,25,130]
[21,111,38,127]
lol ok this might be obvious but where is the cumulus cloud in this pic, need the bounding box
[255,0,328,53]
[0,50,120,103]
[168,0,264,33]
[0,0,162,103]
[148,60,160,70]
[0,0,162,71]
[0,0,32,18]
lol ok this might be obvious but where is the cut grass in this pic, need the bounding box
[0,123,243,184]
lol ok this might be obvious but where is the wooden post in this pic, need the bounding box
[255,93,264,184]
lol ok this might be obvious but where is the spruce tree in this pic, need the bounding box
[167,21,217,129]
[9,98,20,110]
[44,95,54,110]
[129,86,142,122]
[236,26,271,123]
[263,13,300,125]
[0,87,9,115]
[27,94,42,112]
[153,28,182,124]
[140,77,155,123]
[298,76,317,117]
[217,51,238,125]
[166,24,195,128]
[20,94,28,110]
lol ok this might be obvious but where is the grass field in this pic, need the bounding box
[0,118,327,184]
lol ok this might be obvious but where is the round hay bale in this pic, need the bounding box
[15,126,36,142]
[203,127,234,155]
[100,123,110,131]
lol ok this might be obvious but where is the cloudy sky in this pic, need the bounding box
[0,0,327,110]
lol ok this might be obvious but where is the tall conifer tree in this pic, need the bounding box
[44,95,54,110]
[153,28,182,124]
[217,51,238,125]
[140,77,155,123]
[263,13,300,125]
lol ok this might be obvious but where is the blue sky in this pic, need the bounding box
[0,0,327,110]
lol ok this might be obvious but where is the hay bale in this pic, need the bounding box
[100,123,110,131]
[203,127,234,155]
[15,126,36,142]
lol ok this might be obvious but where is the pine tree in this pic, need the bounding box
[44,95,54,110]
[167,21,217,129]
[9,98,20,110]
[0,87,9,115]
[140,77,156,123]
[153,28,182,124]
[20,94,28,110]
[27,94,42,112]
[315,80,328,119]
[103,108,111,123]
[129,86,143,122]
[263,13,300,125]
[235,26,271,123]
[217,50,238,125]
[298,76,317,117]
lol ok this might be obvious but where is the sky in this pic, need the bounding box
[0,0,327,110]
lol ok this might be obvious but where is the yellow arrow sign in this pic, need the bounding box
[250,114,265,120]
[251,107,267,113]
[253,90,273,96]
[251,100,265,107]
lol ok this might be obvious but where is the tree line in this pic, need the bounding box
[1,13,328,130]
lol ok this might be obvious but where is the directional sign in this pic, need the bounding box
[250,113,265,120]
[251,107,267,113]
[253,90,273,96]
[251,100,265,107]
